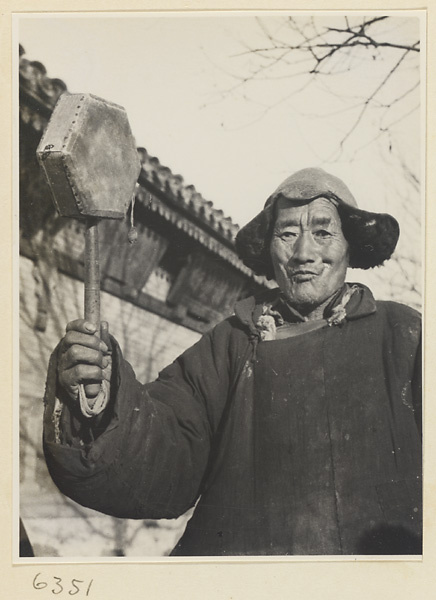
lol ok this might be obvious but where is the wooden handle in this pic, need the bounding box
[84,218,101,333]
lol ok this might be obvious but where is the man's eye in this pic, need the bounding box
[280,231,297,239]
[314,229,331,238]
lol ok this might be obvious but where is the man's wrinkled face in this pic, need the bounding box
[270,197,349,311]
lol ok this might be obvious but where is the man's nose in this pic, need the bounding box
[291,232,317,264]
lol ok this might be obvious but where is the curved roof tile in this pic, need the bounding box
[137,147,240,243]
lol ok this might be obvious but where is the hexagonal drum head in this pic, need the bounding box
[36,93,141,219]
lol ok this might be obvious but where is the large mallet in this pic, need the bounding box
[36,93,141,409]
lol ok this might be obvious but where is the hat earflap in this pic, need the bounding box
[337,204,400,269]
[235,199,276,278]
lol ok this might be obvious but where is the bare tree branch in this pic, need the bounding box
[330,47,414,159]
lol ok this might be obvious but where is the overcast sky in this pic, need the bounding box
[17,12,422,232]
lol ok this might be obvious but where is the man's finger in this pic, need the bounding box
[60,345,106,370]
[60,364,104,388]
[83,383,102,399]
[66,319,98,334]
[62,330,108,354]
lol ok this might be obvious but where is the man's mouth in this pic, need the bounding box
[289,270,320,282]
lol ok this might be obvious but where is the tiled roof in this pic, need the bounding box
[137,148,240,244]
[135,150,273,283]
[19,45,67,129]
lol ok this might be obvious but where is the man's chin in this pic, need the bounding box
[282,286,330,313]
[284,283,319,303]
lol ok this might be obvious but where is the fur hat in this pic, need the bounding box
[235,168,399,278]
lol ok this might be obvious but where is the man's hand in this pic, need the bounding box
[58,320,112,402]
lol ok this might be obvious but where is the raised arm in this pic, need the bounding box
[43,318,240,520]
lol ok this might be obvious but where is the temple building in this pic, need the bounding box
[19,45,270,556]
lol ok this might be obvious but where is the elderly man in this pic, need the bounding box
[43,168,422,556]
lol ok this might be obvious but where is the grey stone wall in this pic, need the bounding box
[20,254,200,557]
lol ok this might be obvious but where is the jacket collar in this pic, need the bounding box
[234,283,377,337]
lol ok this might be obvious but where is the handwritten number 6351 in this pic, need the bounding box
[32,573,93,596]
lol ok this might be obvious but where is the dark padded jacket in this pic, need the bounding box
[43,284,422,555]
